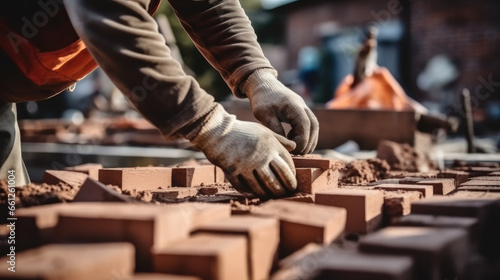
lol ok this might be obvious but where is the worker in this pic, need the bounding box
[0,0,318,197]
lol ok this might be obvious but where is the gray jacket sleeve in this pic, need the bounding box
[63,0,216,138]
[168,0,277,97]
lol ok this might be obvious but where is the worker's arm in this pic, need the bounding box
[62,0,297,197]
[63,0,215,137]
[169,0,319,154]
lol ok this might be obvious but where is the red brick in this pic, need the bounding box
[410,196,500,259]
[375,183,433,198]
[153,233,248,280]
[274,245,413,280]
[16,203,67,250]
[488,172,500,177]
[454,167,500,177]
[470,176,500,181]
[0,243,134,280]
[461,180,500,187]
[99,167,172,191]
[295,167,337,194]
[251,200,346,257]
[311,249,413,280]
[152,187,198,200]
[438,169,469,187]
[73,178,132,202]
[292,158,345,170]
[394,214,479,248]
[194,216,279,280]
[408,178,456,195]
[42,170,88,187]
[131,275,201,280]
[382,191,421,218]
[54,202,229,271]
[198,187,218,196]
[172,165,215,187]
[315,189,384,234]
[359,227,469,280]
[65,163,103,180]
[411,196,498,218]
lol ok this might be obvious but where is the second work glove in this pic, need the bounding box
[180,104,298,198]
[242,69,319,155]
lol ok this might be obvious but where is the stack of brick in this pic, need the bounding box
[4,156,500,279]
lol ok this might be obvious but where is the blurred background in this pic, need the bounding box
[16,0,500,180]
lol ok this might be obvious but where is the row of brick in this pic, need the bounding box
[43,157,345,195]
[272,194,500,280]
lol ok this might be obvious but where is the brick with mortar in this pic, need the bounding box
[251,200,346,257]
[0,243,135,280]
[152,187,198,200]
[153,233,248,280]
[382,191,421,218]
[375,183,433,198]
[172,165,215,187]
[315,189,384,234]
[194,216,279,280]
[99,167,172,191]
[359,227,469,280]
[292,158,345,170]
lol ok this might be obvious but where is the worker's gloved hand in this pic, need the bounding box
[242,69,319,155]
[180,104,297,197]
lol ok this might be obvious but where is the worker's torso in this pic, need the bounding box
[0,0,161,103]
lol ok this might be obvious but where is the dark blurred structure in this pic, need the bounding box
[267,0,500,133]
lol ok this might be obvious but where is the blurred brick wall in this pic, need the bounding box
[409,0,500,104]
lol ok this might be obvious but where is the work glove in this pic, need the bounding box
[242,69,319,155]
[180,104,298,197]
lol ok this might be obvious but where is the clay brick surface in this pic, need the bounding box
[251,200,346,257]
[411,196,498,218]
[198,187,218,195]
[153,233,248,280]
[461,180,500,187]
[295,167,337,194]
[0,243,134,280]
[99,167,172,191]
[470,176,500,181]
[438,169,469,187]
[410,196,500,258]
[454,166,500,177]
[488,171,500,176]
[394,214,479,248]
[54,202,229,271]
[312,249,414,280]
[42,170,88,187]
[172,165,215,187]
[375,183,433,198]
[282,194,315,203]
[194,216,279,280]
[292,158,345,170]
[152,187,199,200]
[65,163,103,180]
[359,227,469,280]
[73,178,132,202]
[405,178,456,195]
[16,203,69,250]
[315,189,384,234]
[382,191,421,218]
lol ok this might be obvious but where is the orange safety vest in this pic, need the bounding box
[0,0,161,91]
